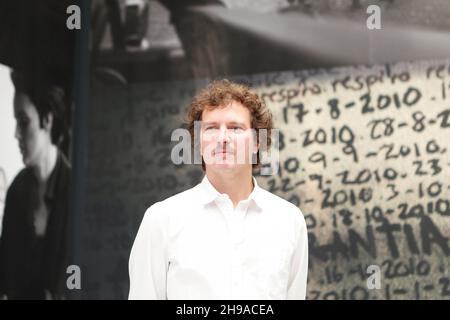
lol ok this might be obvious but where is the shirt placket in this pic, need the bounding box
[230,203,247,299]
[216,196,248,299]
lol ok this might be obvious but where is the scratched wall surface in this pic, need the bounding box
[82,59,450,299]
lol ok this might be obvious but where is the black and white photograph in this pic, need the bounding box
[0,0,76,299]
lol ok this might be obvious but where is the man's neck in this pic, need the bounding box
[206,167,254,209]
[33,144,58,187]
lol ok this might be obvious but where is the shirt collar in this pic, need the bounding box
[198,174,265,210]
[44,157,59,204]
[44,151,69,206]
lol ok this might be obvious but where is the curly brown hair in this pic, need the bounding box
[185,79,273,171]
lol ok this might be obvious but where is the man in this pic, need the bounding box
[0,71,71,299]
[128,79,308,299]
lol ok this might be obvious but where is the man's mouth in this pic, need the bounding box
[215,150,233,155]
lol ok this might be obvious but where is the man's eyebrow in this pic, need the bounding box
[202,121,245,126]
[228,121,247,127]
[202,121,218,126]
[202,121,247,126]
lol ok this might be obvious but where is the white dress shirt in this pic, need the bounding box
[128,174,308,300]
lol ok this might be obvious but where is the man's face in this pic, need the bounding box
[200,100,258,171]
[13,92,51,167]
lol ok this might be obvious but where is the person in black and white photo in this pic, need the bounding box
[0,71,72,300]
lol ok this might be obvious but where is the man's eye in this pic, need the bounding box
[17,118,29,128]
[231,127,243,132]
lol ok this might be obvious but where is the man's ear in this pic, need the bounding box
[42,113,53,133]
[253,141,259,154]
[252,129,259,154]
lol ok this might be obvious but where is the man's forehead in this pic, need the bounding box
[202,102,250,117]
[203,99,247,110]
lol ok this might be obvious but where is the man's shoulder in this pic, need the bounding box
[257,187,306,225]
[139,185,201,233]
[258,186,300,211]
[6,167,34,197]
[144,184,200,216]
[161,184,200,207]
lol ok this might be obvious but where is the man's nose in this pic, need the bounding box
[218,126,230,143]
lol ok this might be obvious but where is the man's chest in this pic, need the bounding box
[167,212,293,298]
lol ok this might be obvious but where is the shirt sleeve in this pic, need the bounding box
[287,211,309,300]
[128,203,168,300]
